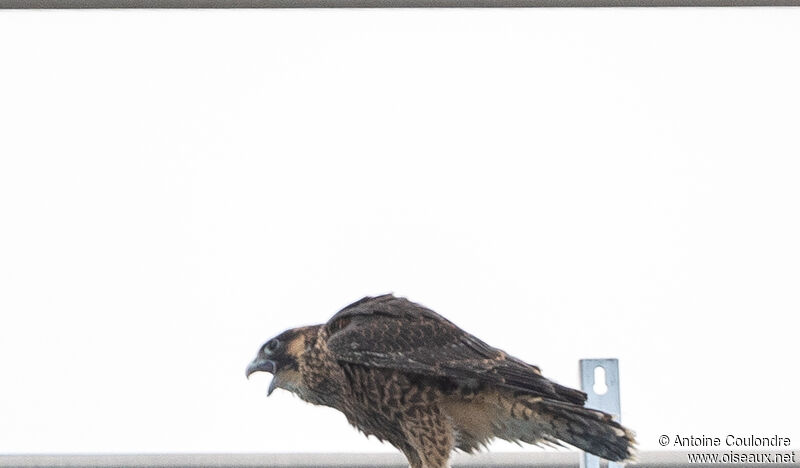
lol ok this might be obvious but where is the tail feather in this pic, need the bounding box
[491,392,636,461]
[537,399,636,462]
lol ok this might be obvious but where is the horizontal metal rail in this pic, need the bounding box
[1,451,798,468]
[1,0,798,7]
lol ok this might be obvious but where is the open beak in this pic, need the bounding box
[246,358,276,379]
[246,358,281,396]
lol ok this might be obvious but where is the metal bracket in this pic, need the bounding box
[580,358,623,468]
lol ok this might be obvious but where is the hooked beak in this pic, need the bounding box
[246,358,276,379]
[246,358,280,396]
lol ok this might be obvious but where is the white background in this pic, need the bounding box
[1,8,798,455]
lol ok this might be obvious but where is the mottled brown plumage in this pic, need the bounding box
[247,294,636,468]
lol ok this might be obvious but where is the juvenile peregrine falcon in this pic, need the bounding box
[246,294,635,468]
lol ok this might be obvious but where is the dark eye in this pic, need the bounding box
[265,339,279,352]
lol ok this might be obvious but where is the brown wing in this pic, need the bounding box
[325,294,586,405]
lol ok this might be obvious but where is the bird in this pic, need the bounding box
[246,294,636,468]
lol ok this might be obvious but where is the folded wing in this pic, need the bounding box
[325,294,586,405]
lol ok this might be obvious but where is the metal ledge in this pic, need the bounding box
[1,0,799,7]
[1,452,798,468]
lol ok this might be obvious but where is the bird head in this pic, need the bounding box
[246,326,316,396]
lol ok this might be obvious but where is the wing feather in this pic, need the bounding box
[325,295,586,405]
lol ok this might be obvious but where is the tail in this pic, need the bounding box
[538,399,636,462]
